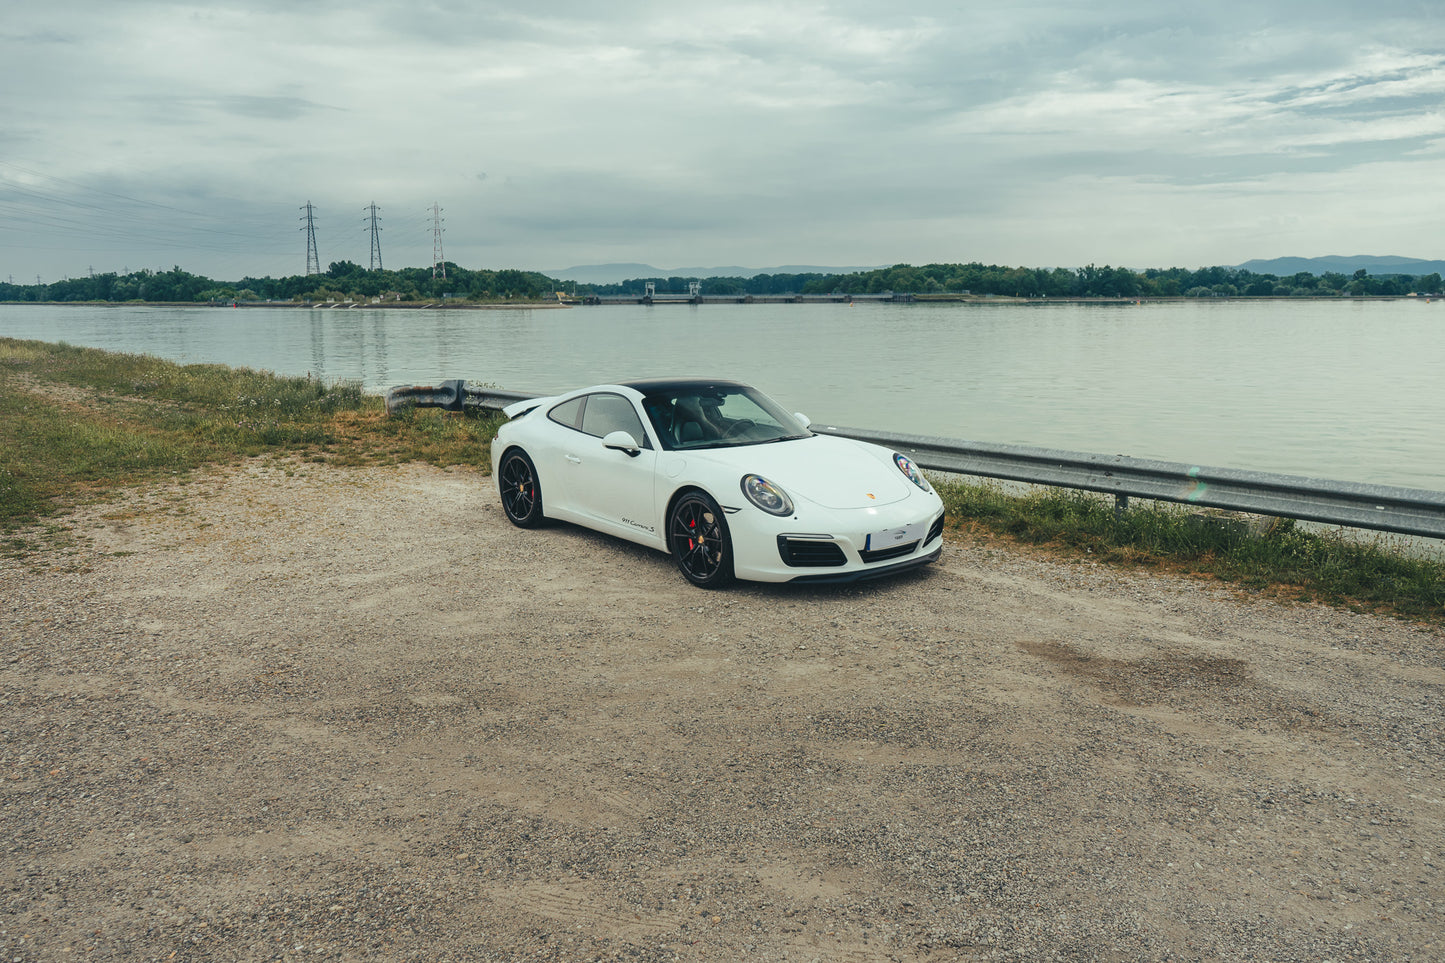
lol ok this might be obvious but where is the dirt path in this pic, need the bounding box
[2,460,1441,961]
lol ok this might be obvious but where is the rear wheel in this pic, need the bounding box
[498,449,544,527]
[668,491,734,588]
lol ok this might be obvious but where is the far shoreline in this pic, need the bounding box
[0,299,568,310]
[2,293,1438,309]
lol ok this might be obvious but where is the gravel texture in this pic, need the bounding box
[2,459,1442,962]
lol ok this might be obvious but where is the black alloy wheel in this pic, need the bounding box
[668,491,735,588]
[499,449,544,527]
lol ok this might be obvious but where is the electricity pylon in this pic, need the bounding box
[430,203,446,280]
[300,201,320,275]
[365,203,383,271]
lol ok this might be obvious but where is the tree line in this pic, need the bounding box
[794,263,1444,298]
[583,273,836,297]
[2,261,1441,304]
[0,261,562,304]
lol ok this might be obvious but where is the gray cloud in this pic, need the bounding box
[2,0,1443,280]
[213,95,342,121]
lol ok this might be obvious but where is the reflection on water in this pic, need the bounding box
[3,299,1442,489]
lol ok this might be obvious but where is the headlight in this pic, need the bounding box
[741,474,794,516]
[894,453,933,493]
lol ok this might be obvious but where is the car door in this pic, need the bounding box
[562,392,662,547]
[533,395,587,520]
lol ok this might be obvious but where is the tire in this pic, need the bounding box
[498,449,545,528]
[668,491,735,588]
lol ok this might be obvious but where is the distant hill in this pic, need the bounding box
[547,263,661,285]
[546,263,882,285]
[1238,255,1445,276]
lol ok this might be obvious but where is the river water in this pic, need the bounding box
[2,299,1441,490]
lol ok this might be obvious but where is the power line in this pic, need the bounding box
[0,161,291,254]
[2,160,250,224]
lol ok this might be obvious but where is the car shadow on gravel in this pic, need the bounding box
[533,518,941,598]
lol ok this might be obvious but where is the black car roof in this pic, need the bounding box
[619,378,748,393]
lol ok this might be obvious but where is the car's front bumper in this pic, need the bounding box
[726,500,946,584]
[781,542,943,584]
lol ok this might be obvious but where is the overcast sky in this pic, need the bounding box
[2,1,1442,282]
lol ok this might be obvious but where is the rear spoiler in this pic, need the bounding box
[503,396,553,418]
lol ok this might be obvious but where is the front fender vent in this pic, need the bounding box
[859,541,920,564]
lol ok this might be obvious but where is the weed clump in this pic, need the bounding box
[934,478,1444,624]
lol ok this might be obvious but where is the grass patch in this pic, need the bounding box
[1,338,502,552]
[935,478,1444,624]
[5,337,1441,625]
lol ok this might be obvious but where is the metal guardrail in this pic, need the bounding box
[384,380,535,417]
[810,425,1445,541]
[385,381,1445,541]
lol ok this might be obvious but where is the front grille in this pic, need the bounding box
[777,536,847,567]
[926,512,945,544]
[859,540,920,564]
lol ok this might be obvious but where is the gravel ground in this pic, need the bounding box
[2,459,1442,962]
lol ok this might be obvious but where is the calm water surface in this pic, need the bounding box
[3,300,1442,489]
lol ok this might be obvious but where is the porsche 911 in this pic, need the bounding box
[491,379,945,588]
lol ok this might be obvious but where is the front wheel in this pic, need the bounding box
[668,491,735,588]
[498,449,545,528]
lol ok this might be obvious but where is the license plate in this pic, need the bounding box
[864,520,925,551]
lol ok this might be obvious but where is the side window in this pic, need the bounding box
[580,392,647,443]
[547,397,584,429]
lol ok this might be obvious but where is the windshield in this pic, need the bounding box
[639,384,813,451]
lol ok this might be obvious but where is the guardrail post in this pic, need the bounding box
[1115,493,1130,521]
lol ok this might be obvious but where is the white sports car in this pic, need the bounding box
[490,379,945,588]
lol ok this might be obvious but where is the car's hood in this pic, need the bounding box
[686,434,915,510]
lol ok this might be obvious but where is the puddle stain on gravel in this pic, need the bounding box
[1019,639,1331,731]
